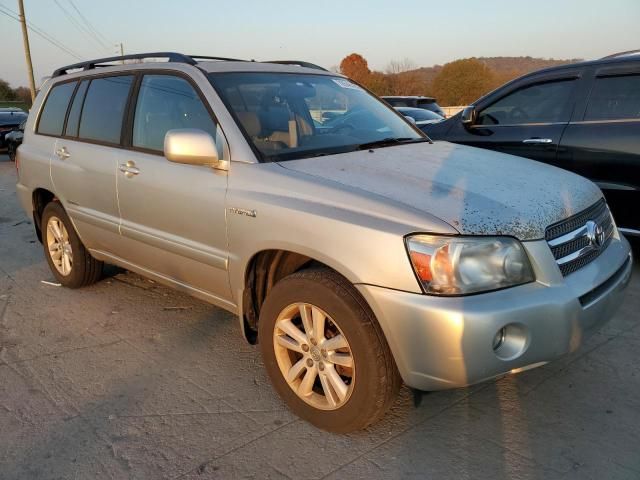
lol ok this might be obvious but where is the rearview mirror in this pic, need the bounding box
[460,106,476,126]
[164,129,227,170]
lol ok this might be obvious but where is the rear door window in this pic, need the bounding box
[477,79,576,125]
[584,74,640,121]
[64,79,89,137]
[37,81,76,136]
[79,75,133,144]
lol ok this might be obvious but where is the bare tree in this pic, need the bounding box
[385,58,416,75]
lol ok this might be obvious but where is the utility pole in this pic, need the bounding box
[17,0,36,102]
[116,42,124,63]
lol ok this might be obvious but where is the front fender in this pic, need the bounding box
[226,162,457,304]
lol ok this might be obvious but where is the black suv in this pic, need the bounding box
[423,52,640,235]
[382,96,446,117]
[0,109,28,150]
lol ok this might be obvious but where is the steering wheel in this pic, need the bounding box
[509,106,530,123]
[328,123,356,135]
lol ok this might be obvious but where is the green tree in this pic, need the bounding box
[13,86,32,106]
[0,79,17,101]
[431,58,497,106]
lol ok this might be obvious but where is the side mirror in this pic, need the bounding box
[404,116,417,125]
[164,129,227,170]
[460,106,476,126]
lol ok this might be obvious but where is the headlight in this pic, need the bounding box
[406,234,535,295]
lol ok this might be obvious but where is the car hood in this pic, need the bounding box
[278,141,603,240]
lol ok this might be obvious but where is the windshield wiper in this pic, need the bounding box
[356,137,430,150]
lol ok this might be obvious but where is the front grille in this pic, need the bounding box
[545,199,614,276]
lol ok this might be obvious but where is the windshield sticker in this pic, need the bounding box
[332,79,362,90]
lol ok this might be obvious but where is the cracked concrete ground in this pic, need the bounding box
[0,152,638,479]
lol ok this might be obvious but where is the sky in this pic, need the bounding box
[1,0,639,88]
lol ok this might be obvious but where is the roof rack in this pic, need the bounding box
[188,55,248,62]
[265,60,328,71]
[52,52,329,78]
[52,52,197,77]
[600,49,640,59]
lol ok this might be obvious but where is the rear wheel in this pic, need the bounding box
[259,267,400,432]
[7,144,16,162]
[41,202,103,288]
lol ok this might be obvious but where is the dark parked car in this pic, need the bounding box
[382,96,446,117]
[5,120,25,161]
[395,107,443,127]
[423,51,640,235]
[0,110,28,150]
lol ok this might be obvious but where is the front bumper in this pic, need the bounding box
[357,235,633,391]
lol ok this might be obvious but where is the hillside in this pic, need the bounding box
[408,56,581,86]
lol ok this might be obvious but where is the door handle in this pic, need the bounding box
[55,146,70,159]
[522,138,553,144]
[119,160,140,178]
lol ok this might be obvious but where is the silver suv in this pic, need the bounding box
[16,53,633,432]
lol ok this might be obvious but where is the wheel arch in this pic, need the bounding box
[239,248,362,344]
[32,188,56,243]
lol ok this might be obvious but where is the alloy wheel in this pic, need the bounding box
[273,302,355,410]
[46,216,73,276]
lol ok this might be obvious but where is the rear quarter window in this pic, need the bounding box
[37,81,76,136]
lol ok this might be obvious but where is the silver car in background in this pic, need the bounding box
[15,53,632,432]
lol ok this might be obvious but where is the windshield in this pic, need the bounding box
[208,73,425,161]
[0,112,27,126]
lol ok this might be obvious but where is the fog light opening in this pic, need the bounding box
[492,328,506,351]
[492,323,529,361]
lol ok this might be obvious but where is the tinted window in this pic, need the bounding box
[477,80,575,125]
[65,80,89,137]
[584,75,640,121]
[133,75,217,152]
[37,82,76,135]
[79,76,133,144]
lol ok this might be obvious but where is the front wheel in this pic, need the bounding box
[259,267,400,432]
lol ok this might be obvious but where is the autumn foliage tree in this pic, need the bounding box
[431,58,497,105]
[339,53,422,96]
[337,54,547,104]
[339,53,371,85]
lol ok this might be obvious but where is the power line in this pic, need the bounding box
[66,0,110,47]
[0,4,83,60]
[53,0,110,52]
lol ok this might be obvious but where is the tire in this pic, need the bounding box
[7,144,16,162]
[41,201,103,288]
[259,267,400,432]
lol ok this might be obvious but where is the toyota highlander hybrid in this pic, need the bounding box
[15,53,632,432]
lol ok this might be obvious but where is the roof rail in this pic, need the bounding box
[52,52,197,77]
[188,55,248,62]
[264,60,328,71]
[600,49,640,60]
[52,52,329,78]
